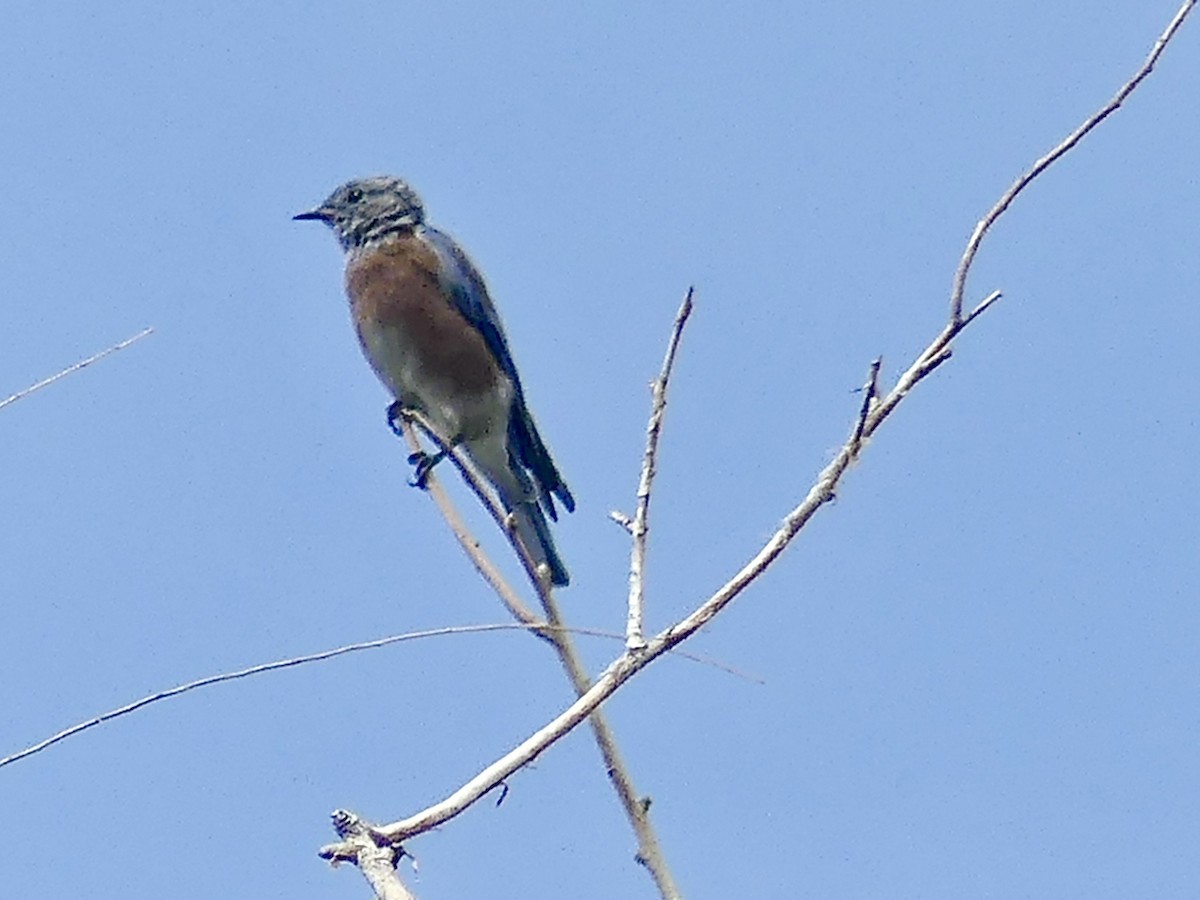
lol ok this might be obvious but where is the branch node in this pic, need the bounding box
[609,510,635,533]
[320,810,405,873]
[962,289,1004,329]
[850,357,883,451]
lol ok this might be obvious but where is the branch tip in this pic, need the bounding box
[949,0,1194,320]
[962,289,1004,328]
[609,510,635,533]
[851,357,883,448]
[626,288,697,655]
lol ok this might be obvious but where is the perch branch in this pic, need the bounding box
[391,413,683,897]
[393,415,545,631]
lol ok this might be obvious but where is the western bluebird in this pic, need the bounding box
[295,176,574,586]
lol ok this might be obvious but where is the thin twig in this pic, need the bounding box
[2,624,657,772]
[627,288,694,651]
[0,624,524,770]
[961,289,1004,330]
[949,0,1196,322]
[4,621,723,771]
[609,510,635,533]
[850,357,883,451]
[0,327,154,412]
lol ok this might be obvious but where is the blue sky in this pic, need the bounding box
[2,2,1198,897]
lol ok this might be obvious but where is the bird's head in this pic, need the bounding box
[294,175,425,251]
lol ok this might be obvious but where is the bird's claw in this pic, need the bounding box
[386,401,414,437]
[407,450,445,490]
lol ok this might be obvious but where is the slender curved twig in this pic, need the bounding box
[0,620,744,773]
[949,0,1196,321]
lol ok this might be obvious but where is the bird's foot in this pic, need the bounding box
[386,401,415,437]
[407,449,448,490]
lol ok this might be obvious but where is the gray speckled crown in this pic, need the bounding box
[295,175,425,251]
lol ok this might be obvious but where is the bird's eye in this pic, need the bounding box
[347,188,364,203]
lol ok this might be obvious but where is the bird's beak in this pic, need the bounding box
[293,207,331,222]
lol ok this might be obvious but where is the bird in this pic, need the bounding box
[295,175,574,586]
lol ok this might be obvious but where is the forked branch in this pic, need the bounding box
[321,4,1195,896]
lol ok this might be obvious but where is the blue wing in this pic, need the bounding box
[419,227,521,388]
[418,226,575,519]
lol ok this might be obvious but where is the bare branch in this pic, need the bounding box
[949,0,1196,321]
[346,297,852,849]
[0,327,154,412]
[399,410,567,598]
[394,405,684,895]
[341,374,899,845]
[540,585,681,895]
[325,4,1197,870]
[627,287,695,651]
[392,415,545,630]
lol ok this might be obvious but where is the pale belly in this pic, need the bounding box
[358,320,514,443]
